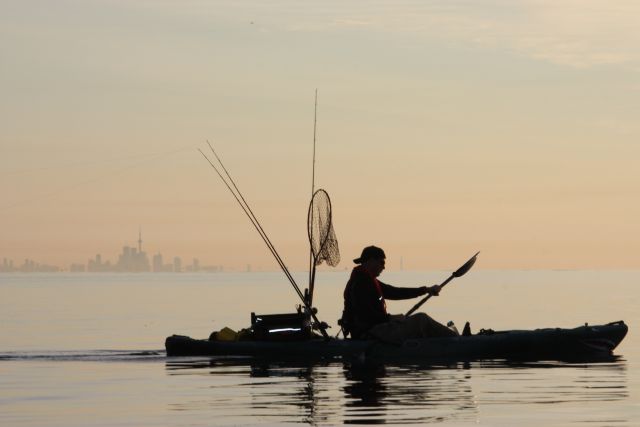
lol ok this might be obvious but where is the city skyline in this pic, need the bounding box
[1,230,224,273]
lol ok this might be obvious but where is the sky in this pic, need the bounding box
[1,1,639,270]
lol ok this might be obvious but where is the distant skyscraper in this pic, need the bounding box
[115,230,150,272]
[153,253,163,273]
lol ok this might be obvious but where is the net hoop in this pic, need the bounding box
[307,189,340,267]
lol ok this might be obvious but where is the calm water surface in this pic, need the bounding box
[1,271,638,426]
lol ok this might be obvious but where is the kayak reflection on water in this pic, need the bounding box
[164,357,628,425]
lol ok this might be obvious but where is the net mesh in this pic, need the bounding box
[307,189,340,267]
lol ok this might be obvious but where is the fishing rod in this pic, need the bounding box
[198,145,304,303]
[199,142,330,338]
[311,89,318,201]
[307,89,318,306]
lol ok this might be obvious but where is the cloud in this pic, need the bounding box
[280,1,640,69]
[501,1,640,68]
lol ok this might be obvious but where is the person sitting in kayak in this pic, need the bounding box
[341,245,457,343]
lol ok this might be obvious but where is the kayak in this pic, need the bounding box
[165,320,627,362]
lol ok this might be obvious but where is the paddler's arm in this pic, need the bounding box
[379,282,441,300]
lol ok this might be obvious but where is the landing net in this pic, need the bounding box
[307,189,340,267]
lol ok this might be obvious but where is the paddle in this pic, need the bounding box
[405,251,480,316]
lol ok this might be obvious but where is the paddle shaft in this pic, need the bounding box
[404,251,479,317]
[405,274,455,316]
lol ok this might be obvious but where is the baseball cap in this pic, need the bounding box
[353,245,386,264]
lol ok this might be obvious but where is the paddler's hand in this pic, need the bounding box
[420,285,441,296]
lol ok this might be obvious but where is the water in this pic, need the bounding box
[1,271,639,426]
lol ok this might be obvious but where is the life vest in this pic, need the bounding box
[341,266,387,338]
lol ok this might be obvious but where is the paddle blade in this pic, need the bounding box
[453,251,480,277]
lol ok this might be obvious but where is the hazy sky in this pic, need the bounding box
[1,1,639,270]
